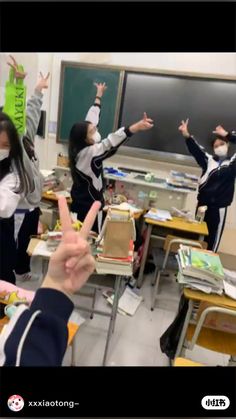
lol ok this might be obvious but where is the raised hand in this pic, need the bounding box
[94,82,107,98]
[213,125,228,137]
[7,55,27,79]
[129,112,154,133]
[43,197,101,295]
[178,118,190,138]
[35,72,50,92]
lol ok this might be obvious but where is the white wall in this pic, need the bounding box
[1,53,236,255]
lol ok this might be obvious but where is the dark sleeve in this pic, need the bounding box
[2,288,74,366]
[185,136,210,170]
[89,127,133,166]
[226,131,236,144]
[229,153,236,176]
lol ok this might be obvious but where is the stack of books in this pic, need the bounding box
[41,170,58,192]
[167,170,199,191]
[176,245,225,294]
[95,241,134,276]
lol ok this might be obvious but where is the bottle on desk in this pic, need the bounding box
[195,205,207,223]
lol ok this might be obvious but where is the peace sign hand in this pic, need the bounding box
[7,55,27,79]
[43,197,101,296]
[35,72,50,92]
[178,119,190,138]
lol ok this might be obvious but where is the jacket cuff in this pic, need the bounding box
[34,89,44,99]
[124,127,133,137]
[31,288,74,323]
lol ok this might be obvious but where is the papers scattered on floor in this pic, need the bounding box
[69,310,86,326]
[144,208,172,221]
[104,287,144,316]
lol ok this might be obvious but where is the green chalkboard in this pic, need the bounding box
[57,62,123,142]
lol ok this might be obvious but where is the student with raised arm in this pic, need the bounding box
[5,56,50,282]
[69,83,154,232]
[179,119,236,252]
[0,197,101,366]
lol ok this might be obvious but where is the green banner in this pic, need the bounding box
[3,65,27,135]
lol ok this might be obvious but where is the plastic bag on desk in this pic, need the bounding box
[160,294,189,359]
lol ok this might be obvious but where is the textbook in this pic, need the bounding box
[177,246,224,285]
[176,245,225,294]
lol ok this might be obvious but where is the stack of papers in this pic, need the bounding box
[144,208,172,221]
[167,170,199,190]
[223,268,236,300]
[41,170,58,192]
[176,245,224,294]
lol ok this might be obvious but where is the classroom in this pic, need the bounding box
[0,52,236,367]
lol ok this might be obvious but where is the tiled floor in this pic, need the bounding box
[17,265,230,367]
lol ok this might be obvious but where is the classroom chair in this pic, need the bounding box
[177,305,236,366]
[173,357,204,366]
[151,235,207,311]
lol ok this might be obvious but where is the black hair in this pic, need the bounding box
[0,112,31,195]
[68,121,90,183]
[211,134,229,148]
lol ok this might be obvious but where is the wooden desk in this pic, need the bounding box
[137,217,208,288]
[175,288,236,359]
[42,192,72,204]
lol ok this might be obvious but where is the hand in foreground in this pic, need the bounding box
[42,197,101,296]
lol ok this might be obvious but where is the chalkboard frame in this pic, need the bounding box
[56,61,125,143]
[118,68,236,166]
[57,62,236,166]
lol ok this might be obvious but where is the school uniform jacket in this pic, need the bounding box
[185,132,236,208]
[71,103,132,210]
[0,288,73,366]
[0,91,44,219]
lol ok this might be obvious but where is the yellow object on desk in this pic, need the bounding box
[144,216,208,237]
[54,219,83,232]
[173,357,204,366]
[42,191,72,204]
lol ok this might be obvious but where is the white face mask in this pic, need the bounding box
[214,144,228,157]
[0,149,9,161]
[92,130,101,143]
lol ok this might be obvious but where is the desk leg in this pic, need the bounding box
[102,275,122,366]
[136,224,152,289]
[175,299,193,358]
[42,259,49,282]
